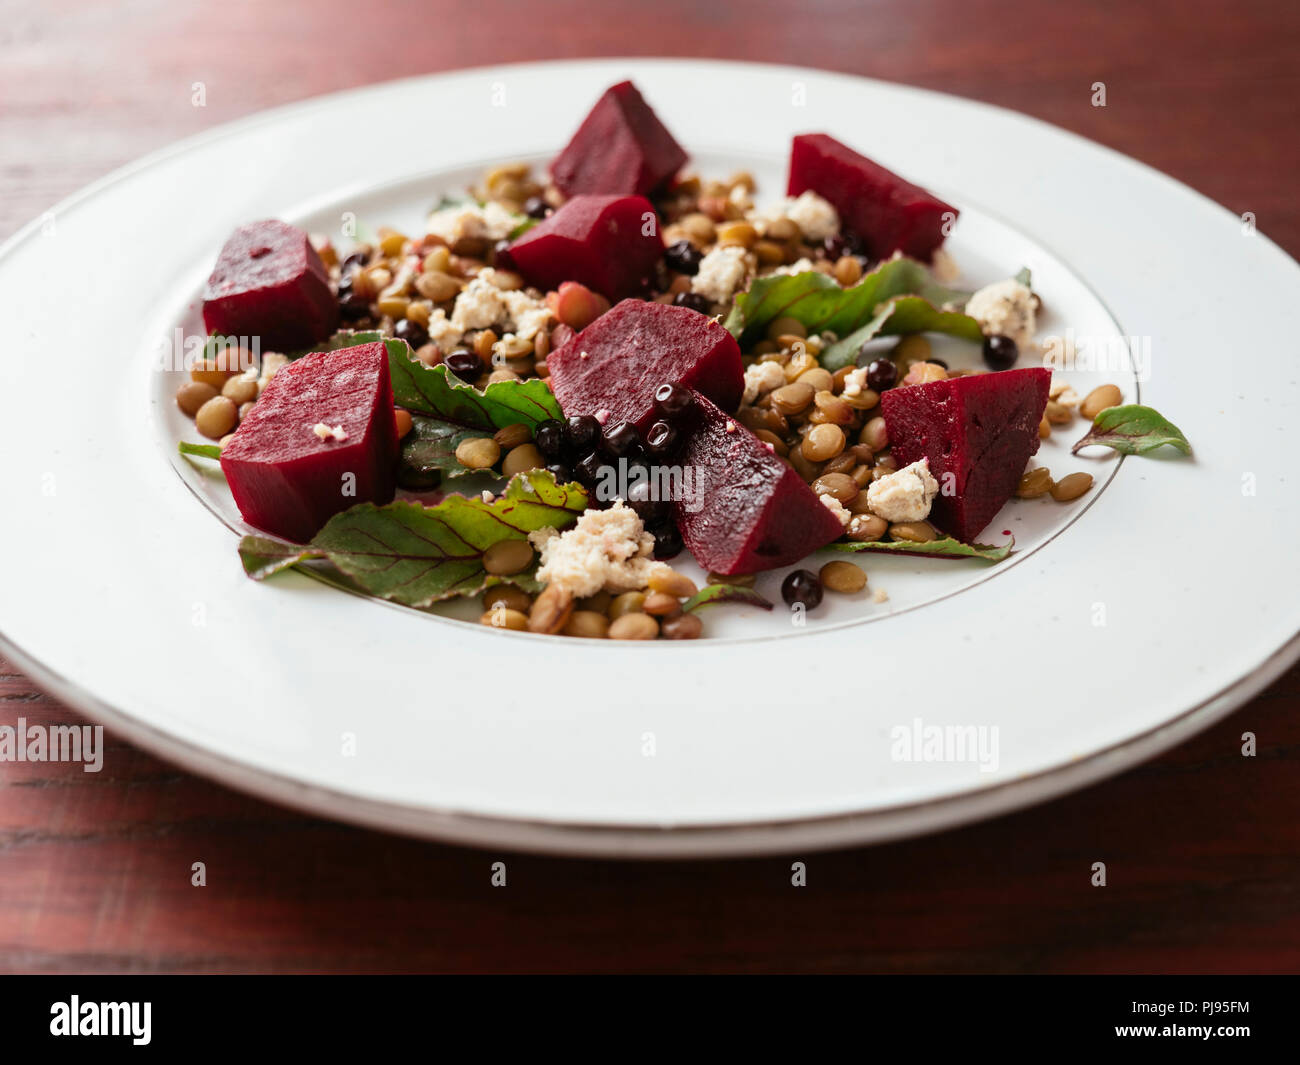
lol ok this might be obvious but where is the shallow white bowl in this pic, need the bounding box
[1,59,1296,857]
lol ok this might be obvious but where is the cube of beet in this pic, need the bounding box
[507,194,664,301]
[673,393,844,575]
[550,81,688,197]
[203,220,338,352]
[788,134,957,261]
[881,368,1051,542]
[548,300,743,431]
[221,341,399,542]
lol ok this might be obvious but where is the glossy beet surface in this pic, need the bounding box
[549,80,688,197]
[673,393,843,575]
[202,220,338,352]
[881,367,1051,542]
[548,300,743,432]
[506,194,664,301]
[787,133,957,262]
[220,341,399,543]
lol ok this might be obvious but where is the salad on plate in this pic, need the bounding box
[175,80,1189,640]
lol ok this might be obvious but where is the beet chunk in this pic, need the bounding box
[507,194,664,301]
[202,220,338,352]
[550,81,688,197]
[881,367,1051,542]
[548,300,743,432]
[673,393,844,575]
[788,134,957,261]
[220,341,399,543]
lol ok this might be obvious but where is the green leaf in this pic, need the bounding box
[285,328,386,361]
[385,338,562,429]
[238,536,318,580]
[723,257,980,371]
[177,441,222,461]
[400,414,492,482]
[829,535,1013,563]
[822,296,983,371]
[682,583,774,613]
[238,470,587,606]
[1014,266,1032,289]
[1071,404,1192,456]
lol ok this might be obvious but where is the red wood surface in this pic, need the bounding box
[2,0,1298,974]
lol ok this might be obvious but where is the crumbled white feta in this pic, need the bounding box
[528,502,668,598]
[425,309,462,352]
[769,257,817,277]
[785,191,840,242]
[873,587,889,603]
[424,268,553,350]
[742,360,786,403]
[866,459,940,523]
[451,273,507,332]
[841,366,870,398]
[500,289,552,340]
[691,245,750,303]
[311,422,348,442]
[966,278,1037,352]
[426,201,518,245]
[819,494,851,528]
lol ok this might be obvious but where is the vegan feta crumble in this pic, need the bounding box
[966,278,1037,352]
[691,245,750,303]
[311,422,348,442]
[528,502,669,599]
[866,459,940,523]
[426,200,519,245]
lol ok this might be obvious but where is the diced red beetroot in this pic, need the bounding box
[221,342,399,542]
[507,194,664,301]
[550,81,688,198]
[548,300,743,431]
[673,393,844,575]
[202,220,338,352]
[881,368,1051,542]
[787,134,957,261]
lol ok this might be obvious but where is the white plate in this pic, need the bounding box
[1,60,1296,857]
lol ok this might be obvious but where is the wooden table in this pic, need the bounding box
[2,0,1297,974]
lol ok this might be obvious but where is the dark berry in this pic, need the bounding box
[982,334,1018,371]
[649,522,683,560]
[865,358,897,391]
[627,479,671,525]
[546,462,573,484]
[338,288,370,321]
[564,414,600,452]
[340,250,369,274]
[523,196,551,220]
[823,229,868,259]
[393,317,428,349]
[663,239,703,276]
[781,569,823,609]
[644,420,679,457]
[600,420,641,458]
[444,350,482,381]
[492,240,515,270]
[673,291,712,314]
[575,451,605,486]
[653,381,695,418]
[533,419,567,459]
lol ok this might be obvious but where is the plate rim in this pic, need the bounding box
[2,624,1294,857]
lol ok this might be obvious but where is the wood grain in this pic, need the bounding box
[1,0,1297,973]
